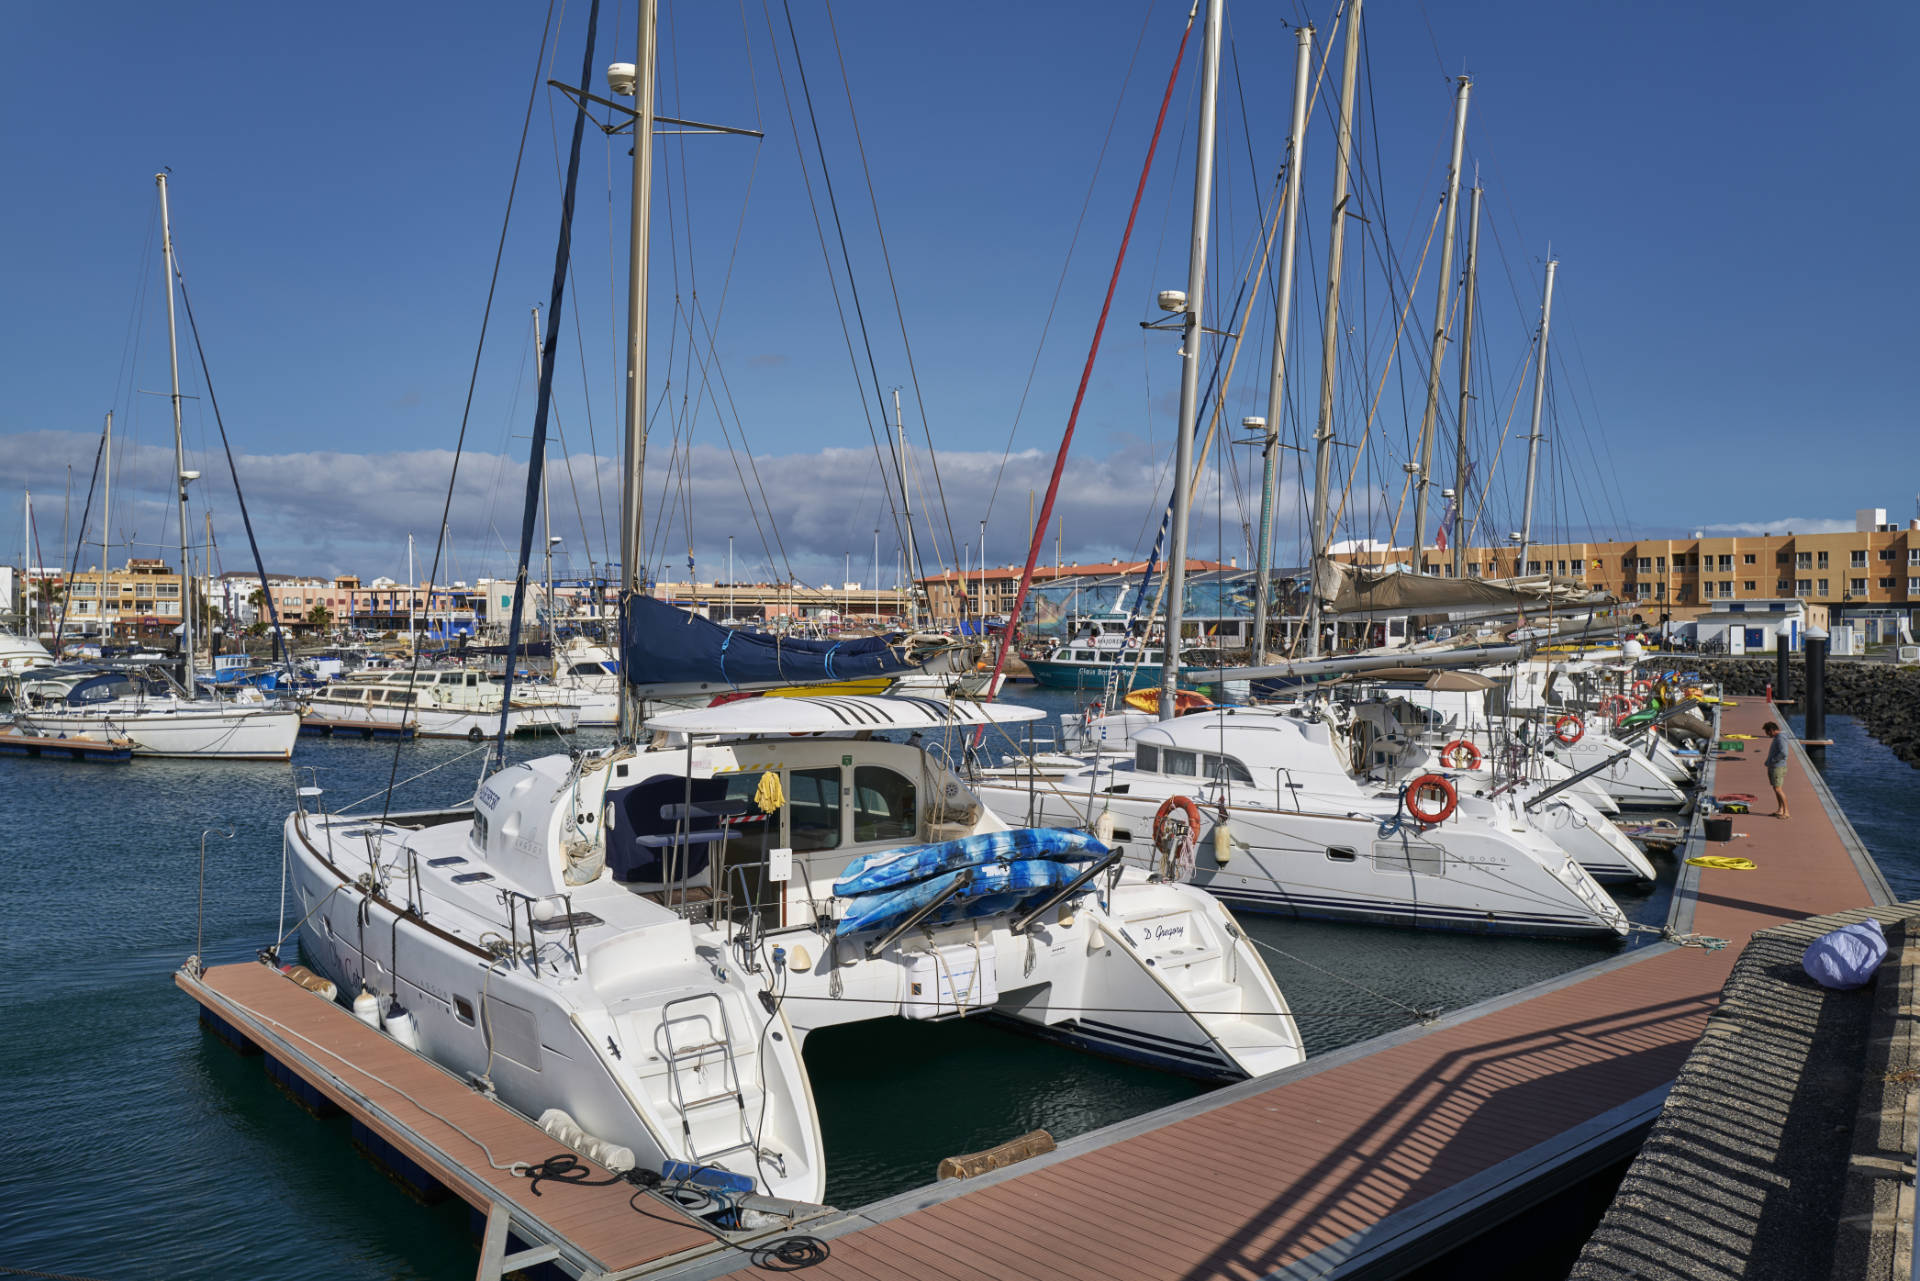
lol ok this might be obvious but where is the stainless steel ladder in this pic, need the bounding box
[658,992,756,1167]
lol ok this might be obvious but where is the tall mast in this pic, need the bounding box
[100,411,111,635]
[533,306,555,648]
[407,532,416,651]
[1518,258,1558,574]
[22,490,31,636]
[616,0,660,739]
[1409,76,1471,580]
[1451,184,1482,580]
[1251,24,1314,664]
[1158,0,1224,721]
[893,387,917,630]
[156,173,196,689]
[1304,0,1363,658]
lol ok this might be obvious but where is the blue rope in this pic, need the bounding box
[720,631,733,688]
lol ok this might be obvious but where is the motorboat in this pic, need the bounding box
[0,626,52,677]
[302,667,578,741]
[281,696,1304,1204]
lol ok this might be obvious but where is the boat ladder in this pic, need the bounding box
[658,991,756,1167]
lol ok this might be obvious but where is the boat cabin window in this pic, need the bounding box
[852,766,917,843]
[1204,754,1253,784]
[465,673,479,687]
[1136,744,1159,772]
[788,767,843,853]
[1072,650,1096,662]
[1161,749,1198,778]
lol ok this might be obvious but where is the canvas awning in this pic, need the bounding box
[644,694,1044,736]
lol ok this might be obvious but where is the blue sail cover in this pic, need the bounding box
[620,594,930,692]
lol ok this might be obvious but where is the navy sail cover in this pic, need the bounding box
[620,595,928,691]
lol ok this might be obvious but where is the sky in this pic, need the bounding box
[5,1,1917,589]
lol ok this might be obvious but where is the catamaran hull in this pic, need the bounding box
[978,785,1627,940]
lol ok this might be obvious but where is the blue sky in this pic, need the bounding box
[5,1,1916,586]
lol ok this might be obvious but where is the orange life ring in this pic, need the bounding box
[1554,714,1585,746]
[1153,794,1203,851]
[1438,739,1482,770]
[1404,773,1458,824]
[1597,694,1633,718]
[1632,679,1653,699]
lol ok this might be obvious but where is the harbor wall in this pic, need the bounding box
[1706,658,1920,769]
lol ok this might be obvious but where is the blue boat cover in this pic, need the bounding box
[834,828,1104,898]
[620,595,927,691]
[835,859,1085,938]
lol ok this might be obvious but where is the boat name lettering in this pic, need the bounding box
[477,785,501,809]
[1150,923,1187,942]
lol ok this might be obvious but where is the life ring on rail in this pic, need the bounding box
[1153,795,1203,881]
[1403,773,1458,825]
[1597,694,1633,719]
[1438,739,1482,770]
[1632,679,1653,700]
[1553,714,1585,746]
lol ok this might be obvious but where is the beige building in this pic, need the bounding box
[64,558,186,635]
[1337,508,1920,625]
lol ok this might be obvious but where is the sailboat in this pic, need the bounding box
[11,175,298,761]
[275,0,1300,1211]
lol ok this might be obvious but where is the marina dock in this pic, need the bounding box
[681,696,1892,1281]
[300,716,418,740]
[176,962,735,1279]
[175,698,1895,1279]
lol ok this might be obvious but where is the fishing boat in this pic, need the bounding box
[1024,634,1228,694]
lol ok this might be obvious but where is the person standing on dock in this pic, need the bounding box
[1763,721,1791,819]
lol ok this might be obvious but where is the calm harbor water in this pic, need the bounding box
[0,701,1910,1279]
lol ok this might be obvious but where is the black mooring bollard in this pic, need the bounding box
[1803,627,1827,762]
[1775,631,1793,706]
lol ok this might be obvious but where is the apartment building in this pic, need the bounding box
[1337,508,1920,625]
[63,558,186,634]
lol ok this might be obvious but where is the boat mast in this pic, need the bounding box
[533,306,555,651]
[1158,0,1224,721]
[1250,24,1314,665]
[616,0,660,739]
[893,387,917,630]
[1304,0,1363,658]
[156,173,196,689]
[100,411,111,639]
[1518,258,1558,575]
[407,532,416,652]
[1409,76,1471,581]
[1451,183,1481,580]
[21,489,31,636]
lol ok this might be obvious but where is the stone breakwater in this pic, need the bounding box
[1701,658,1920,770]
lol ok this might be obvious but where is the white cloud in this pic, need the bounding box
[1696,517,1858,537]
[0,429,1292,584]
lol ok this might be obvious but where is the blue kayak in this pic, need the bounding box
[834,828,1105,898]
[835,859,1086,938]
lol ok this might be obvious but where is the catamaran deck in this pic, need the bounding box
[177,696,1892,1279]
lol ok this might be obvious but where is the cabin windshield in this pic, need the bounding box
[852,765,917,844]
[788,767,843,852]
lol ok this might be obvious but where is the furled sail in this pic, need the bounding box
[619,595,972,696]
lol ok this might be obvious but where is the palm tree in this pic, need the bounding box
[306,603,333,630]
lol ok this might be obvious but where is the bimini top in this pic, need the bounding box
[644,694,1045,736]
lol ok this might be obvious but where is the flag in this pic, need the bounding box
[1436,493,1456,551]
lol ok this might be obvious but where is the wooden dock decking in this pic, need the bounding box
[691,698,1892,1281]
[177,962,720,1278]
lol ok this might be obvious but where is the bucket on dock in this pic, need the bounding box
[1703,816,1733,842]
